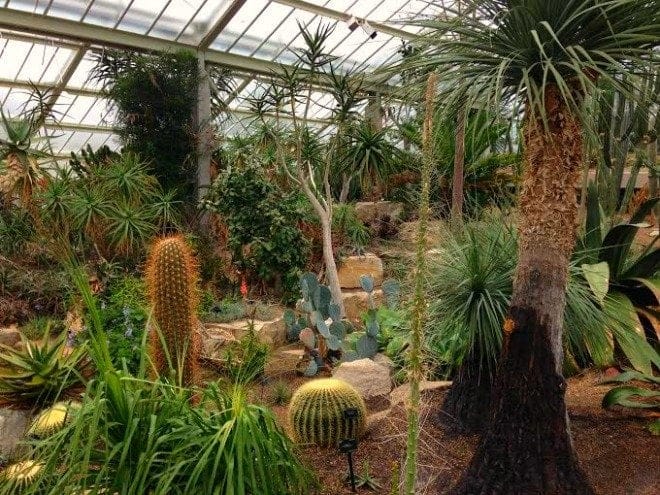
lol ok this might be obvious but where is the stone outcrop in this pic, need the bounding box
[337,253,384,289]
[333,358,392,411]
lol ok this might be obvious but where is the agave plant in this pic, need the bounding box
[576,183,660,372]
[0,327,88,406]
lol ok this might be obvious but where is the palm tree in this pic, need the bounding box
[393,1,659,493]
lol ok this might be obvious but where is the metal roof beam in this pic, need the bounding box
[271,0,415,40]
[198,0,247,50]
[0,7,396,93]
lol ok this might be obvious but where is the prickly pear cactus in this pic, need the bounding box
[145,235,200,387]
[295,272,346,376]
[288,378,366,447]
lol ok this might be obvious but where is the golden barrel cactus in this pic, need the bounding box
[145,235,200,387]
[288,378,367,447]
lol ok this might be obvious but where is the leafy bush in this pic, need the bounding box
[218,327,269,383]
[202,164,309,300]
[96,275,147,374]
[20,316,65,341]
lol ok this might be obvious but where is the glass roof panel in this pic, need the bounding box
[83,0,133,29]
[46,0,94,21]
[177,0,235,44]
[209,0,270,52]
[68,53,104,90]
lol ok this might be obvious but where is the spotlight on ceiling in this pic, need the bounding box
[361,20,377,39]
[346,15,359,31]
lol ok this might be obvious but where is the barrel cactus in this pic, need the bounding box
[145,235,200,387]
[288,378,366,447]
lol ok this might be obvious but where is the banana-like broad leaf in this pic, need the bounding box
[606,293,660,375]
[622,250,660,280]
[602,386,660,409]
[581,262,610,305]
[600,224,643,280]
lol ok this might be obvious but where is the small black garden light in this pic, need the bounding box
[339,408,360,492]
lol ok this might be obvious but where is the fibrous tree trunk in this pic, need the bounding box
[452,107,466,225]
[451,86,594,494]
[440,349,493,434]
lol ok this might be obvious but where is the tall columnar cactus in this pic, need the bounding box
[145,235,200,387]
[288,378,366,447]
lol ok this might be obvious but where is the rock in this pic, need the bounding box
[200,324,236,360]
[256,318,287,348]
[342,289,383,321]
[373,353,394,371]
[337,253,384,289]
[0,325,21,347]
[0,408,31,456]
[333,358,392,410]
[265,345,305,377]
[355,201,404,224]
[202,318,287,350]
[390,380,452,406]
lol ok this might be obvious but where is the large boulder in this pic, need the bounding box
[255,318,287,348]
[202,317,287,350]
[342,289,383,321]
[333,358,392,411]
[337,253,384,289]
[0,325,21,347]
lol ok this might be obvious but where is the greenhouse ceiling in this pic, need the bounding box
[0,0,454,156]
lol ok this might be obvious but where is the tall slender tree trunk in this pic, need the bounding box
[451,86,594,494]
[320,215,344,316]
[452,108,466,225]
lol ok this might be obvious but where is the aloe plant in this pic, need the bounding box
[0,327,88,406]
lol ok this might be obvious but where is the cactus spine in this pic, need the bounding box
[145,235,200,387]
[288,378,366,447]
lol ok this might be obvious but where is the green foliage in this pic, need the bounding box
[202,164,309,300]
[269,380,292,406]
[0,261,314,495]
[219,327,269,384]
[392,0,659,128]
[96,275,147,374]
[576,184,660,373]
[20,316,64,341]
[0,205,34,256]
[91,50,200,199]
[349,461,382,491]
[0,262,70,325]
[288,378,366,447]
[39,151,180,262]
[333,204,370,254]
[0,327,87,406]
[426,215,651,376]
[601,370,660,411]
[294,273,346,376]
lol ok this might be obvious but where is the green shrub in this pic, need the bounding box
[220,327,269,383]
[96,275,147,374]
[20,316,65,341]
[202,164,309,301]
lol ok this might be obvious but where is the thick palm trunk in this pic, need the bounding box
[441,349,493,433]
[451,88,594,494]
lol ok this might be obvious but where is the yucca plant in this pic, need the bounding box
[0,327,88,406]
[392,1,659,491]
